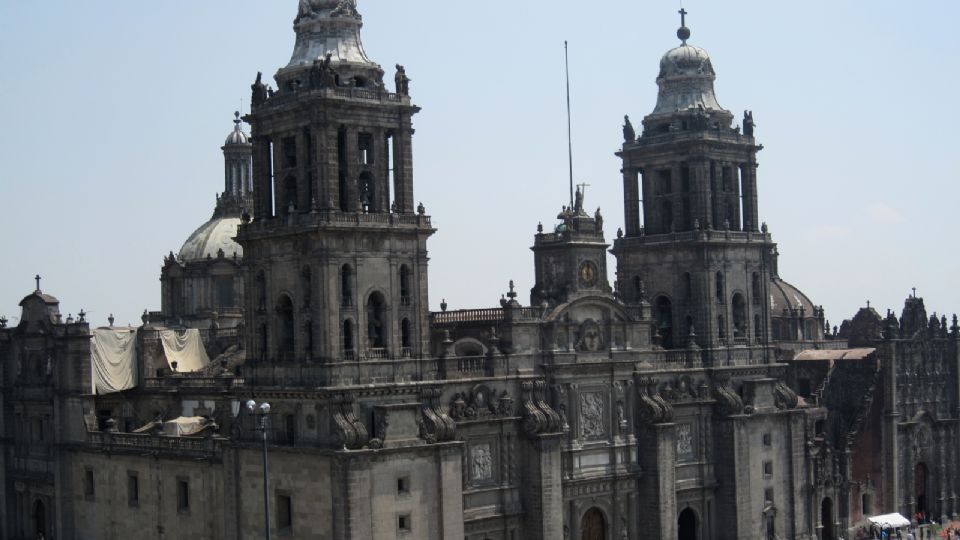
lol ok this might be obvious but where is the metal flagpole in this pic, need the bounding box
[565,41,574,209]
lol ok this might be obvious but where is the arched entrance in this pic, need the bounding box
[915,462,929,520]
[821,497,835,540]
[581,507,606,540]
[34,499,46,538]
[678,507,698,540]
[366,292,387,349]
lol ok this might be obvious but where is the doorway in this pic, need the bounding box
[581,507,606,540]
[821,497,834,540]
[678,507,698,540]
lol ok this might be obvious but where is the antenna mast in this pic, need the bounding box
[564,41,574,209]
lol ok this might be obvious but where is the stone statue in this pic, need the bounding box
[310,53,337,88]
[594,207,603,232]
[251,72,268,106]
[622,114,635,142]
[574,187,583,214]
[743,110,755,137]
[394,64,410,95]
[330,0,359,18]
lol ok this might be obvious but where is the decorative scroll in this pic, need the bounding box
[419,387,455,443]
[331,394,368,449]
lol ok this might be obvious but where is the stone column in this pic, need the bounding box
[439,445,466,539]
[252,137,273,219]
[637,422,678,540]
[623,167,641,236]
[740,161,760,232]
[694,160,713,230]
[521,433,564,540]
[395,120,415,214]
[881,343,901,517]
[730,164,743,230]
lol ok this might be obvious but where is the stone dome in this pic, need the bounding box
[650,42,725,117]
[769,278,816,315]
[224,112,250,146]
[659,44,715,79]
[178,217,243,262]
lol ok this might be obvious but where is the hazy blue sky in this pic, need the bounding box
[1,1,958,329]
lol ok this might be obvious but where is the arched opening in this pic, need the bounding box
[754,314,762,343]
[366,292,387,350]
[342,319,354,354]
[717,315,726,340]
[861,492,872,516]
[656,296,674,349]
[255,271,266,312]
[685,315,695,338]
[399,265,411,305]
[752,272,761,302]
[359,172,374,213]
[259,323,268,359]
[33,499,46,538]
[581,507,606,540]
[283,175,298,214]
[633,276,643,301]
[915,462,929,520]
[732,293,747,339]
[276,295,294,360]
[821,497,835,540]
[683,272,692,300]
[715,272,725,303]
[341,265,353,307]
[678,507,698,540]
[401,318,411,350]
[304,320,314,358]
[661,199,674,233]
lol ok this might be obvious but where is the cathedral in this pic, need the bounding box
[0,2,957,540]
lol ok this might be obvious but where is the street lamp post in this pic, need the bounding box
[247,400,272,540]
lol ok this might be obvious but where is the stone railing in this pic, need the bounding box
[432,309,505,325]
[143,375,245,390]
[87,431,225,459]
[616,229,771,246]
[248,210,431,231]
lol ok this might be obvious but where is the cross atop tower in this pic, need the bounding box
[679,8,688,27]
[677,8,691,43]
[34,274,41,293]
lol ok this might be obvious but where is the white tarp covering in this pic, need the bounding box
[162,416,207,436]
[91,328,138,394]
[867,513,911,528]
[159,329,210,372]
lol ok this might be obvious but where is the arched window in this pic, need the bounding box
[633,276,644,302]
[732,293,747,338]
[718,315,726,340]
[661,199,674,233]
[276,295,294,360]
[685,315,695,337]
[341,265,353,307]
[366,292,387,349]
[656,296,674,349]
[359,172,374,213]
[861,492,872,516]
[715,272,725,303]
[754,314,762,343]
[401,318,411,350]
[399,265,411,305]
[283,175,298,214]
[304,320,314,358]
[259,323,268,360]
[752,272,762,303]
[683,272,692,300]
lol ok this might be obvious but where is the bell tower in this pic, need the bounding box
[238,0,433,370]
[612,11,774,355]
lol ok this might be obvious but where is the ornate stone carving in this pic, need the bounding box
[773,381,799,410]
[712,376,744,417]
[520,380,562,438]
[676,423,694,460]
[580,392,605,439]
[330,393,369,449]
[470,443,493,482]
[419,387,455,443]
[576,319,604,352]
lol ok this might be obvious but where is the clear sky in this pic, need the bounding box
[1,1,958,329]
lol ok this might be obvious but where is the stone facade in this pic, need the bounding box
[1,6,957,540]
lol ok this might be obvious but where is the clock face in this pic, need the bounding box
[579,261,598,287]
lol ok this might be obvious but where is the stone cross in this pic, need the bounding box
[679,7,688,27]
[34,274,41,292]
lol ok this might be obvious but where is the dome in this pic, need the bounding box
[178,217,243,262]
[769,278,816,315]
[659,44,715,79]
[649,42,725,117]
[224,112,250,146]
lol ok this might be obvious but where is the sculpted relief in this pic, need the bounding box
[580,392,605,439]
[676,423,694,460]
[471,443,493,482]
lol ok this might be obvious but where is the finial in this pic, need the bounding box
[0,315,7,328]
[912,287,917,298]
[866,300,871,309]
[233,110,241,128]
[34,274,41,293]
[78,309,86,323]
[677,8,691,43]
[108,314,115,327]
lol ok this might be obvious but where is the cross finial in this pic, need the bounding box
[912,287,917,298]
[679,7,688,27]
[677,7,691,43]
[34,274,41,293]
[866,300,871,309]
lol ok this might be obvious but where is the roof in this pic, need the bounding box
[792,348,875,361]
[770,277,816,316]
[179,216,243,262]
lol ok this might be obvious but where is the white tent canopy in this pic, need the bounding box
[867,513,911,528]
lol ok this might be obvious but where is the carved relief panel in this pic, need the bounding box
[580,392,606,440]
